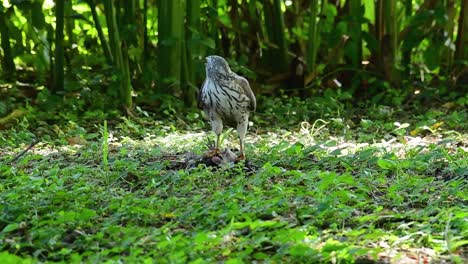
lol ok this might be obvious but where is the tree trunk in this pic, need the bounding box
[157,0,184,93]
[373,0,400,86]
[442,0,456,72]
[307,0,320,73]
[402,0,412,78]
[87,0,113,65]
[122,0,137,47]
[455,0,468,62]
[229,0,242,58]
[54,0,65,92]
[383,0,399,85]
[0,5,15,80]
[64,0,74,47]
[104,0,133,109]
[103,0,117,63]
[262,0,289,73]
[348,0,362,91]
[184,0,201,106]
[143,0,148,61]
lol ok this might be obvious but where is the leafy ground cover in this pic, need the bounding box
[0,95,467,263]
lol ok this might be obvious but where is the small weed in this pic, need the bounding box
[102,120,110,184]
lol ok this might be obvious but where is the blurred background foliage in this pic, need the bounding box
[0,0,467,119]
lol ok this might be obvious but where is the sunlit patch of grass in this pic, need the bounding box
[0,97,466,263]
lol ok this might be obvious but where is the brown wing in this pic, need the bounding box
[234,76,256,112]
[197,79,206,109]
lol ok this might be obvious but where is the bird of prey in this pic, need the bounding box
[198,55,256,160]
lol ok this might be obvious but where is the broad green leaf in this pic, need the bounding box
[78,208,97,221]
[2,223,19,233]
[377,159,396,170]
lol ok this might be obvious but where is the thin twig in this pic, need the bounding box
[8,140,39,164]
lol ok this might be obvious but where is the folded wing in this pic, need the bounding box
[234,75,256,112]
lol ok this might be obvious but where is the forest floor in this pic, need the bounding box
[0,95,467,263]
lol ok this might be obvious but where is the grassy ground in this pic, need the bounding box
[0,96,467,263]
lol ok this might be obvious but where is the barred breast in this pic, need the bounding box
[202,78,251,121]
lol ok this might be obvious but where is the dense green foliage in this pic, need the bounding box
[0,0,466,109]
[0,0,467,262]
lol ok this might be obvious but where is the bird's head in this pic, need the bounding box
[205,55,231,79]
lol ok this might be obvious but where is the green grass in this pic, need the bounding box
[0,96,467,263]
